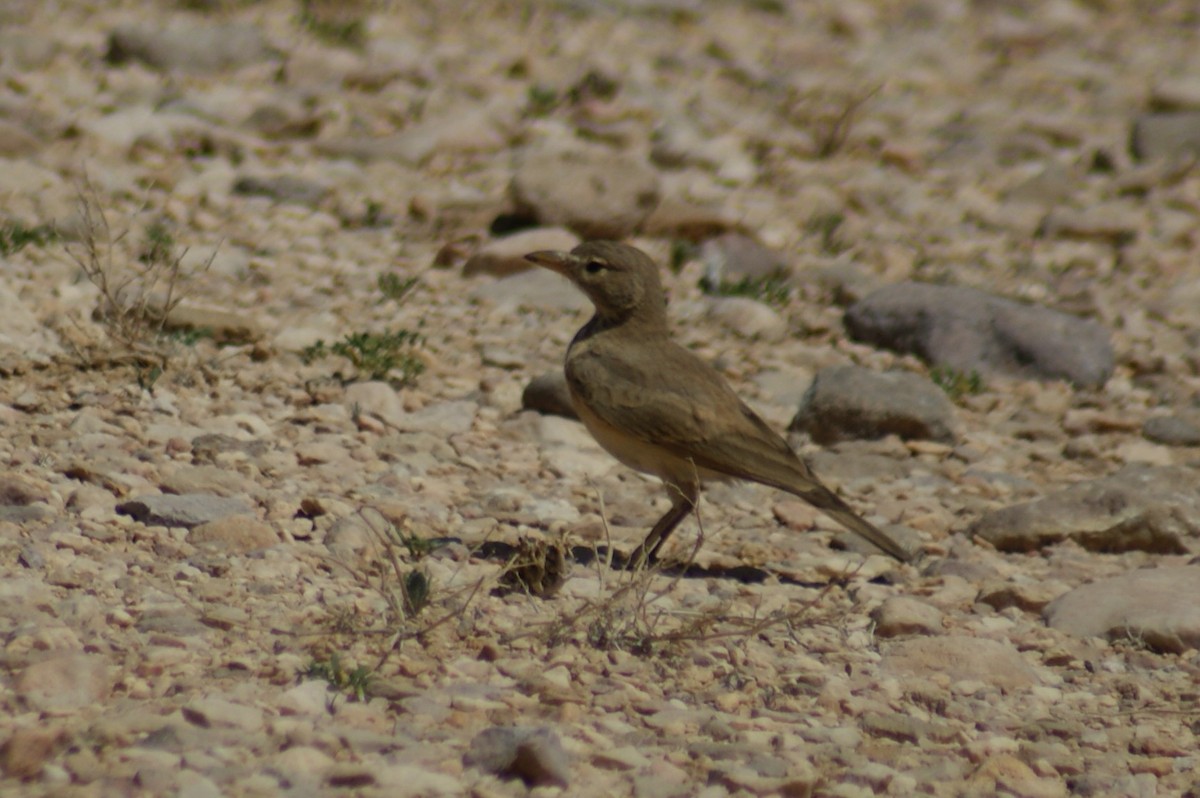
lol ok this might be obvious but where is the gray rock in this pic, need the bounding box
[509,147,660,239]
[844,282,1114,388]
[698,233,789,291]
[1131,112,1200,161]
[463,228,579,278]
[790,365,957,444]
[1142,415,1200,447]
[1044,566,1200,653]
[464,726,570,788]
[116,493,255,529]
[232,175,330,207]
[522,371,577,419]
[968,464,1200,554]
[107,23,273,73]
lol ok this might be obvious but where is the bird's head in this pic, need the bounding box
[525,241,667,325]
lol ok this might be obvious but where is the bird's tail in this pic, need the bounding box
[797,484,914,563]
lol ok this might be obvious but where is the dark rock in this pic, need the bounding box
[522,372,577,420]
[1044,565,1200,653]
[790,365,957,444]
[968,464,1200,554]
[1142,415,1200,447]
[844,282,1114,388]
[116,493,255,529]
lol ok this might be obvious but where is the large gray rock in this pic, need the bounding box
[1044,566,1200,653]
[844,283,1114,388]
[790,365,957,444]
[509,146,660,239]
[969,464,1200,554]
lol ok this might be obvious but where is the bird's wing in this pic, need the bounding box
[566,340,915,562]
[565,341,805,490]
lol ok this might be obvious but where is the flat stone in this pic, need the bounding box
[1044,565,1200,653]
[969,464,1200,554]
[117,494,256,529]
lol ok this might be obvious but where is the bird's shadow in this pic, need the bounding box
[464,539,892,588]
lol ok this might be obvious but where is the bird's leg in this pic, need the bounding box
[630,481,698,569]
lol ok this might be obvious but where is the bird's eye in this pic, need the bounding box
[584,261,605,275]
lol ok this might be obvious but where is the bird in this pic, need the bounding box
[524,240,913,567]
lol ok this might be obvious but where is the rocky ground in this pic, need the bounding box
[2,0,1200,796]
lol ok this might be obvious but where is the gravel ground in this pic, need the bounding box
[2,1,1200,796]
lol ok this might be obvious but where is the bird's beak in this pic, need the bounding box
[524,250,572,276]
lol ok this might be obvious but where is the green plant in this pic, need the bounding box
[302,329,424,383]
[526,84,559,116]
[376,273,418,304]
[707,274,792,306]
[0,220,57,257]
[931,366,985,400]
[805,211,847,255]
[303,653,372,701]
[66,184,213,383]
[302,274,424,384]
